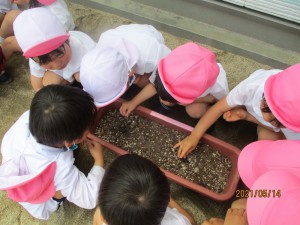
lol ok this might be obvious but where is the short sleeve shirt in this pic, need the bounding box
[226,69,281,130]
[101,207,191,225]
[29,31,96,82]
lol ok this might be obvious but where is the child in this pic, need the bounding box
[80,24,171,107]
[93,154,196,225]
[120,42,229,119]
[0,0,75,84]
[0,84,105,220]
[0,0,74,43]
[13,7,95,91]
[175,63,300,158]
[201,140,300,225]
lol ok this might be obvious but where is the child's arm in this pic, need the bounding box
[30,75,43,92]
[223,108,276,131]
[192,94,216,104]
[59,139,105,209]
[169,197,196,225]
[175,96,231,158]
[86,138,104,167]
[120,83,157,117]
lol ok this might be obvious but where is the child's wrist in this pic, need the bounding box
[94,160,104,167]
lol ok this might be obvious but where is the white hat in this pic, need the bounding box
[13,7,69,58]
[80,38,139,107]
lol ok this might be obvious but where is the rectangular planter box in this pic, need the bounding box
[90,99,240,201]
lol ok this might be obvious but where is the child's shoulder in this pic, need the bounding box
[69,31,96,48]
[240,68,282,85]
[161,207,191,225]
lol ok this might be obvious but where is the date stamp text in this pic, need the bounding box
[235,189,281,198]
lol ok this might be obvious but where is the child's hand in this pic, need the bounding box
[174,135,199,158]
[120,101,137,117]
[223,108,247,122]
[86,138,104,167]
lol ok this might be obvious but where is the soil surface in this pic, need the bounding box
[95,109,232,193]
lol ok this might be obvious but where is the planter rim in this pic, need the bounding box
[92,98,240,201]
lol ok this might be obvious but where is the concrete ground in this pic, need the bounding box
[0,1,295,224]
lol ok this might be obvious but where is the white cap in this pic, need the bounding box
[13,7,69,58]
[80,38,139,107]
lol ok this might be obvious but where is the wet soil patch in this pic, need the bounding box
[95,109,232,193]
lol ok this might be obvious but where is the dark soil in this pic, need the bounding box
[95,109,232,193]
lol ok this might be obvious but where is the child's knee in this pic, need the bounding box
[5,9,21,23]
[43,72,68,86]
[185,103,209,119]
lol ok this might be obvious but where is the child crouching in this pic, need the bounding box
[0,85,104,220]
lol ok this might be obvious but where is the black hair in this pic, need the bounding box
[261,94,283,128]
[154,70,177,103]
[29,0,43,8]
[99,154,170,225]
[29,84,97,146]
[31,40,69,66]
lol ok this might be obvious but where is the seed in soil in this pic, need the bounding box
[95,109,232,193]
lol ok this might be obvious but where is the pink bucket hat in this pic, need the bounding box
[0,160,56,204]
[80,38,139,107]
[264,63,300,132]
[158,42,219,104]
[13,7,69,59]
[38,0,56,5]
[238,140,300,188]
[247,170,300,225]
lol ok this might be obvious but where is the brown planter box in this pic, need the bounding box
[90,99,240,201]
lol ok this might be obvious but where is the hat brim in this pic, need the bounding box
[238,140,272,188]
[93,82,128,108]
[37,0,56,5]
[23,34,70,59]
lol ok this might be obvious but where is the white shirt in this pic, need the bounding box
[161,207,191,225]
[0,0,17,14]
[1,111,105,220]
[101,207,191,225]
[98,24,171,75]
[29,31,96,83]
[149,63,228,101]
[44,0,75,31]
[226,69,300,140]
